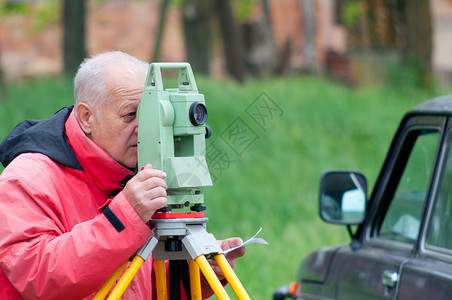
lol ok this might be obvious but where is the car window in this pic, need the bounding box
[379,130,439,245]
[426,131,452,251]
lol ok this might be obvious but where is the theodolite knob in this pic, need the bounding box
[205,125,212,139]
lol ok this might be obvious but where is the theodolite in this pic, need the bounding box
[94,63,250,300]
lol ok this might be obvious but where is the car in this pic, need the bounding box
[274,95,452,300]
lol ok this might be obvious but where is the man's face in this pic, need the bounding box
[87,66,146,169]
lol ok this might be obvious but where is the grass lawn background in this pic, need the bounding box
[0,74,450,298]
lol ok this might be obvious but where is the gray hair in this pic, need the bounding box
[73,51,149,115]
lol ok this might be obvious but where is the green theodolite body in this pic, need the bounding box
[137,63,212,208]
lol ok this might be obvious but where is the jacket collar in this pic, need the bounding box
[65,111,134,195]
[0,106,80,169]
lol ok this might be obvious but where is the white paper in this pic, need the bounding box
[223,227,268,254]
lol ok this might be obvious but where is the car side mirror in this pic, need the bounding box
[319,171,367,225]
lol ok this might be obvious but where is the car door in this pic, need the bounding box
[396,118,452,299]
[332,115,444,300]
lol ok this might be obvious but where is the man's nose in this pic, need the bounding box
[134,119,139,135]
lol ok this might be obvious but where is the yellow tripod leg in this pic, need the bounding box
[214,254,251,300]
[107,256,145,300]
[155,260,167,300]
[93,261,128,300]
[195,255,230,300]
[189,260,202,300]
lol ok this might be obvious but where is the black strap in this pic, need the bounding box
[102,205,125,233]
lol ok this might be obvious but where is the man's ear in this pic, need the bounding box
[76,103,95,136]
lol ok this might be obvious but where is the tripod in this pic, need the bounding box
[93,212,251,300]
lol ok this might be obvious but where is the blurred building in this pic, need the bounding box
[0,0,450,86]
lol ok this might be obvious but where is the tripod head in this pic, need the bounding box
[137,63,212,211]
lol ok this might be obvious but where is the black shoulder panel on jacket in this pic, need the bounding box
[0,106,83,170]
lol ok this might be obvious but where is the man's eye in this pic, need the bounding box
[123,112,136,122]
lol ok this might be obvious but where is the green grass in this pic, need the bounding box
[0,75,450,298]
[0,77,74,139]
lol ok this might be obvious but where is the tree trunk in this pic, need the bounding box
[299,0,319,73]
[213,0,246,82]
[403,0,433,86]
[241,0,277,77]
[63,0,87,76]
[182,0,211,74]
[152,0,171,62]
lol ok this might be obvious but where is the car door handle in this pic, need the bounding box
[382,270,399,288]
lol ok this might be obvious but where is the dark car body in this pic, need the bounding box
[275,95,452,300]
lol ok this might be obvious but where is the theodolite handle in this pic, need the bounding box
[145,62,198,92]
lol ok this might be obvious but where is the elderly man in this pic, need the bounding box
[0,51,245,299]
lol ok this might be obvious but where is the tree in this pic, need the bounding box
[213,0,247,82]
[63,0,87,76]
[299,0,319,74]
[399,0,433,86]
[241,0,277,77]
[182,0,211,74]
[152,0,171,62]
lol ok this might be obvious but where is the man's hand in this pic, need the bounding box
[123,164,168,223]
[199,238,246,297]
[212,238,246,281]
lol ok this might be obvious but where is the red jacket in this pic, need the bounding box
[0,108,159,299]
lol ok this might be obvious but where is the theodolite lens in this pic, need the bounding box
[189,102,208,126]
